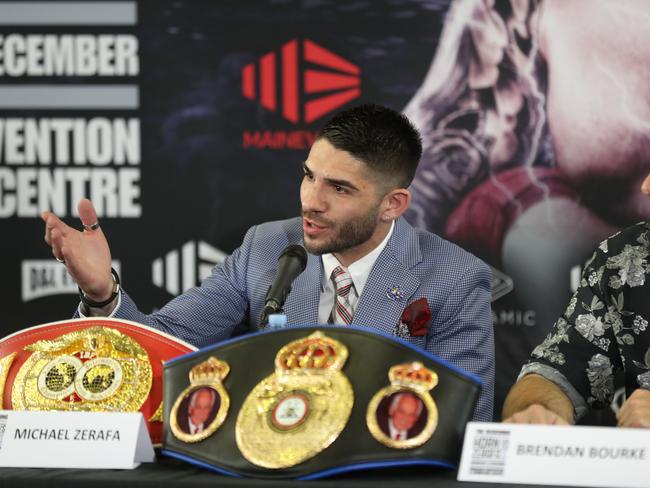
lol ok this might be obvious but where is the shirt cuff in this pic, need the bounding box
[519,362,589,421]
[77,290,122,318]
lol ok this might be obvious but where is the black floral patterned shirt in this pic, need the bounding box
[520,222,650,419]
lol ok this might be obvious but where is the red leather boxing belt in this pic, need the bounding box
[0,318,196,445]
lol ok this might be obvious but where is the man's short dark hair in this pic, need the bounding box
[317,104,423,189]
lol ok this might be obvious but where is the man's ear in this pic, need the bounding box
[381,188,411,222]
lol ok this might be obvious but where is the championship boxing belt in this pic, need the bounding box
[162,326,481,479]
[0,317,196,445]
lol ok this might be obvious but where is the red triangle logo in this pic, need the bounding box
[242,39,361,124]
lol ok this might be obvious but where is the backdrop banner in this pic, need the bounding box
[2,0,648,420]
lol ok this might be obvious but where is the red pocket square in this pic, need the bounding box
[399,298,432,337]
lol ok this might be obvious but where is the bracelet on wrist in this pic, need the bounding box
[78,268,120,308]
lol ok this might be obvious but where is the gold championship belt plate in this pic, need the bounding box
[236,331,353,468]
[0,318,196,444]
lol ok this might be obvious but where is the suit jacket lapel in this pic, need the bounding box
[353,218,422,335]
[283,252,322,325]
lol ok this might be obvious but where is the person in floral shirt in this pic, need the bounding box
[502,178,650,428]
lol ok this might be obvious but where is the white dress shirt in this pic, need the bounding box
[318,221,395,324]
[388,417,408,440]
[187,417,204,434]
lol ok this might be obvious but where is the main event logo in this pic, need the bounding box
[152,240,226,296]
[241,39,361,149]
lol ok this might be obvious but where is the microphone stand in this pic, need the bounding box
[260,296,284,327]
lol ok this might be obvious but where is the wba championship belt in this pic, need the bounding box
[162,326,481,479]
[0,318,196,444]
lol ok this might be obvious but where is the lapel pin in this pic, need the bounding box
[386,286,404,301]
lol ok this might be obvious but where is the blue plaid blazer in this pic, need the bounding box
[115,216,494,421]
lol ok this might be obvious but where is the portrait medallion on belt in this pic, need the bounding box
[169,356,230,443]
[366,362,438,449]
[236,331,353,469]
[12,326,152,412]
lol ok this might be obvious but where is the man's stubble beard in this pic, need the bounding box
[302,205,381,256]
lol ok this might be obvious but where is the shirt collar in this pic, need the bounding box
[388,417,407,440]
[188,418,203,433]
[321,220,395,295]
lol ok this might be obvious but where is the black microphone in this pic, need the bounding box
[260,244,308,326]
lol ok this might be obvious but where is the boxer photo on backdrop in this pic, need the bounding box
[42,103,495,421]
[404,0,650,419]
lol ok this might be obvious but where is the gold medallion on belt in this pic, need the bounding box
[236,331,353,469]
[366,362,438,449]
[12,326,152,412]
[169,356,231,443]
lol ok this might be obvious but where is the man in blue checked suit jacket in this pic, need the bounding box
[42,104,494,421]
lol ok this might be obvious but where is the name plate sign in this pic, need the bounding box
[0,410,155,469]
[458,422,650,488]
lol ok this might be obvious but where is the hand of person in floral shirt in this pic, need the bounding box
[502,374,572,425]
[616,389,650,428]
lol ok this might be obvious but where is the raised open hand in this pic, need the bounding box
[42,198,114,302]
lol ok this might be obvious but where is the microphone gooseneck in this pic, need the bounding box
[260,244,308,326]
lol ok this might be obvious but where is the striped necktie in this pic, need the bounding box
[330,266,354,325]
